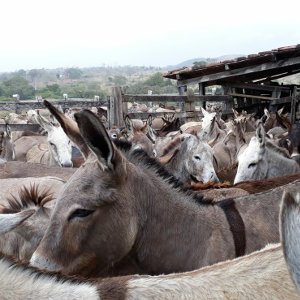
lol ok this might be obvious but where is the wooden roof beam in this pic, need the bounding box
[224,82,291,92]
[176,56,300,87]
[253,68,300,83]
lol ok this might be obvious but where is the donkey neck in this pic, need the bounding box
[129,168,233,274]
[164,149,190,182]
[265,148,300,178]
[1,135,14,161]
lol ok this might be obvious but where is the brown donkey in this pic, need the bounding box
[30,108,298,277]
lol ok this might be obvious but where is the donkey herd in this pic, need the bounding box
[0,100,299,299]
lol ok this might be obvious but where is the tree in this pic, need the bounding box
[193,61,207,68]
[1,76,35,100]
[38,83,62,98]
[65,68,83,79]
[113,75,127,85]
[28,69,45,90]
[16,69,27,78]
[145,72,166,87]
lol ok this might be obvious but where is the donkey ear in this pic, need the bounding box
[36,111,53,132]
[256,123,266,147]
[124,115,133,131]
[0,209,35,234]
[280,191,300,291]
[75,110,118,170]
[277,107,284,116]
[5,124,12,139]
[264,108,270,118]
[232,109,239,118]
[147,114,153,127]
[201,107,210,117]
[44,100,90,159]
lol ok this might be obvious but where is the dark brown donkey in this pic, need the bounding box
[30,107,292,277]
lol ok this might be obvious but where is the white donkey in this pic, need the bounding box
[234,123,300,184]
[25,111,73,167]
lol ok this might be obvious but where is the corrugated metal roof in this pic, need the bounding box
[163,44,300,82]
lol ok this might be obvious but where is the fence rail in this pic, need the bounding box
[0,124,41,132]
[0,98,107,112]
[0,88,298,129]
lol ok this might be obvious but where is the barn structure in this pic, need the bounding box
[163,44,300,123]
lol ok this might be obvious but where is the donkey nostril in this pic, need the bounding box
[62,161,73,168]
[210,173,219,182]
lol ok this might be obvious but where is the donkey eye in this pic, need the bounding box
[248,162,256,168]
[194,155,201,160]
[68,209,94,221]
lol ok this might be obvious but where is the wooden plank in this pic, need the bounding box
[0,124,41,132]
[110,87,124,128]
[176,56,300,86]
[0,99,107,111]
[291,95,297,124]
[270,95,297,105]
[123,94,232,103]
[228,93,278,101]
[126,111,201,120]
[254,69,300,83]
[228,83,291,93]
[126,110,233,120]
[178,86,186,121]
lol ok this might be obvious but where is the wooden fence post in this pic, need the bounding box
[290,86,298,124]
[178,86,186,122]
[109,87,124,128]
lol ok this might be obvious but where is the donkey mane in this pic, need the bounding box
[112,138,205,203]
[276,112,291,129]
[265,139,290,158]
[127,148,209,205]
[0,250,94,286]
[160,135,185,157]
[2,184,54,213]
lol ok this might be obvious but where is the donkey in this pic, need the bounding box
[0,185,55,260]
[0,176,65,205]
[199,108,227,147]
[2,243,300,299]
[27,111,73,167]
[280,190,300,294]
[212,121,247,183]
[159,133,219,183]
[232,109,256,132]
[0,252,101,300]
[0,125,15,161]
[0,161,76,181]
[289,123,300,158]
[30,109,297,277]
[234,123,300,184]
[123,115,154,157]
[263,107,292,132]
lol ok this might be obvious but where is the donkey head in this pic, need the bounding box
[201,107,216,130]
[31,110,139,276]
[124,115,154,156]
[35,111,73,167]
[183,135,219,183]
[0,185,54,260]
[234,123,267,184]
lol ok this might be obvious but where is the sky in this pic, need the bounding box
[1,0,300,72]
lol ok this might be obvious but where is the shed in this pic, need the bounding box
[163,44,300,122]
